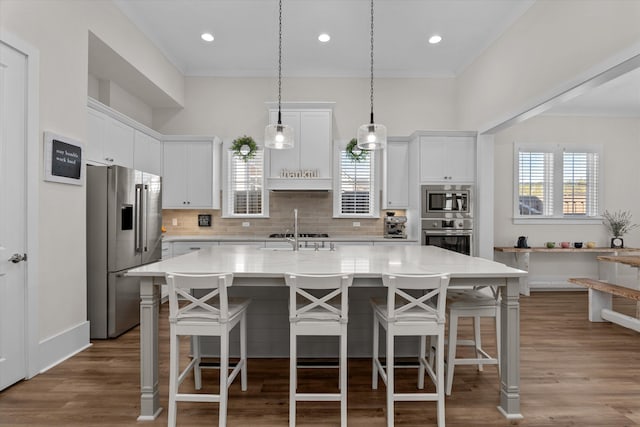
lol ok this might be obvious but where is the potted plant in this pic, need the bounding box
[602,209,638,248]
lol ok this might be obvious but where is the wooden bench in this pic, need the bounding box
[568,277,640,332]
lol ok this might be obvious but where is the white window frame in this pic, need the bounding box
[513,142,603,224]
[333,139,380,218]
[222,144,269,218]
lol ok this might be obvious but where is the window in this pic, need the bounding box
[334,142,378,217]
[515,143,601,221]
[226,149,266,216]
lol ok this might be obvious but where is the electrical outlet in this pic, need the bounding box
[353,221,360,227]
[242,221,250,227]
[172,218,178,226]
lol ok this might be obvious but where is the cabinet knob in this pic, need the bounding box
[183,201,187,204]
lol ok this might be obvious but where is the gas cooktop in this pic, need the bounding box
[268,233,329,238]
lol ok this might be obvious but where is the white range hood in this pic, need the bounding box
[266,102,334,191]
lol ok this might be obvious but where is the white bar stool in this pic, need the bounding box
[371,273,450,427]
[285,272,354,427]
[165,272,251,427]
[445,287,500,396]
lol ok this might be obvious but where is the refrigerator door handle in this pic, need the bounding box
[135,183,143,253]
[143,184,149,252]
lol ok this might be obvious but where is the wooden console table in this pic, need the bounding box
[494,247,638,295]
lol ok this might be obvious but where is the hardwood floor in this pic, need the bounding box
[1,292,639,426]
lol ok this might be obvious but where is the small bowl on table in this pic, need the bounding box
[573,242,583,249]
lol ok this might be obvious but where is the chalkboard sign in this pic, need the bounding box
[44,131,84,185]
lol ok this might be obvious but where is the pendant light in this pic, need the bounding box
[264,0,294,149]
[357,0,386,150]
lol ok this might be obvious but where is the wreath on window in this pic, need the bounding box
[231,135,258,162]
[346,138,369,162]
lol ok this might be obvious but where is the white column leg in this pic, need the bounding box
[514,252,530,296]
[418,335,426,389]
[240,311,248,391]
[372,312,379,390]
[289,326,297,427]
[193,336,202,390]
[436,332,445,427]
[589,288,612,322]
[138,277,162,420]
[497,277,523,419]
[219,328,229,427]
[474,315,483,372]
[386,327,395,427]
[445,311,458,396]
[167,325,178,427]
[340,325,348,427]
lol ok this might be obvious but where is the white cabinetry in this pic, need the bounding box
[419,135,475,183]
[161,241,172,259]
[134,130,162,175]
[171,241,219,257]
[267,105,333,190]
[383,139,409,208]
[163,139,219,209]
[87,107,134,168]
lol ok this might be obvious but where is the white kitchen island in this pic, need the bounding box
[127,245,526,421]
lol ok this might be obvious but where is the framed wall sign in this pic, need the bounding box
[44,131,85,185]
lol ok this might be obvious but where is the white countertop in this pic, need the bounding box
[129,244,525,279]
[162,235,418,243]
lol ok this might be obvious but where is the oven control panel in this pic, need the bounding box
[421,218,473,230]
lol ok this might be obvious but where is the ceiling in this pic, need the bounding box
[542,66,640,118]
[107,0,640,117]
[114,0,534,78]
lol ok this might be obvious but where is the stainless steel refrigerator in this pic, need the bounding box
[86,165,162,338]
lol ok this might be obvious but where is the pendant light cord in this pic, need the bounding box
[277,0,283,124]
[369,0,375,125]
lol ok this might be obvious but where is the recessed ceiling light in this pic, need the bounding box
[201,33,214,42]
[318,33,331,43]
[428,35,442,44]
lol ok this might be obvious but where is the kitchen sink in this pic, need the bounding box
[260,246,333,251]
[268,233,329,238]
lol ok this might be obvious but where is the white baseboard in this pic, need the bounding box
[38,320,91,373]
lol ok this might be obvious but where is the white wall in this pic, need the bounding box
[153,77,457,139]
[494,115,640,248]
[0,0,183,368]
[494,115,640,286]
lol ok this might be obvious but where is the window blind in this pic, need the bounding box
[228,150,263,215]
[516,144,601,219]
[563,151,599,216]
[518,151,554,216]
[339,150,375,214]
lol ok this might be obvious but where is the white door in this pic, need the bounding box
[0,42,28,390]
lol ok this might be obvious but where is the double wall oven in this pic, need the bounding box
[421,184,473,256]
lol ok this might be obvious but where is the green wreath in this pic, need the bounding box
[346,138,369,162]
[231,135,258,162]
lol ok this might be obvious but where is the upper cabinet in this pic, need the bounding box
[163,138,221,209]
[87,107,134,168]
[133,130,162,176]
[267,104,333,190]
[87,98,162,174]
[418,135,476,183]
[383,139,409,209]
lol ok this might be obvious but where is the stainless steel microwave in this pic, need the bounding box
[421,184,473,218]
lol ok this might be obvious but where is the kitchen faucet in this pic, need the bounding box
[286,208,299,251]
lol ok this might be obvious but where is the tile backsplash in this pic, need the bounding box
[163,192,404,237]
